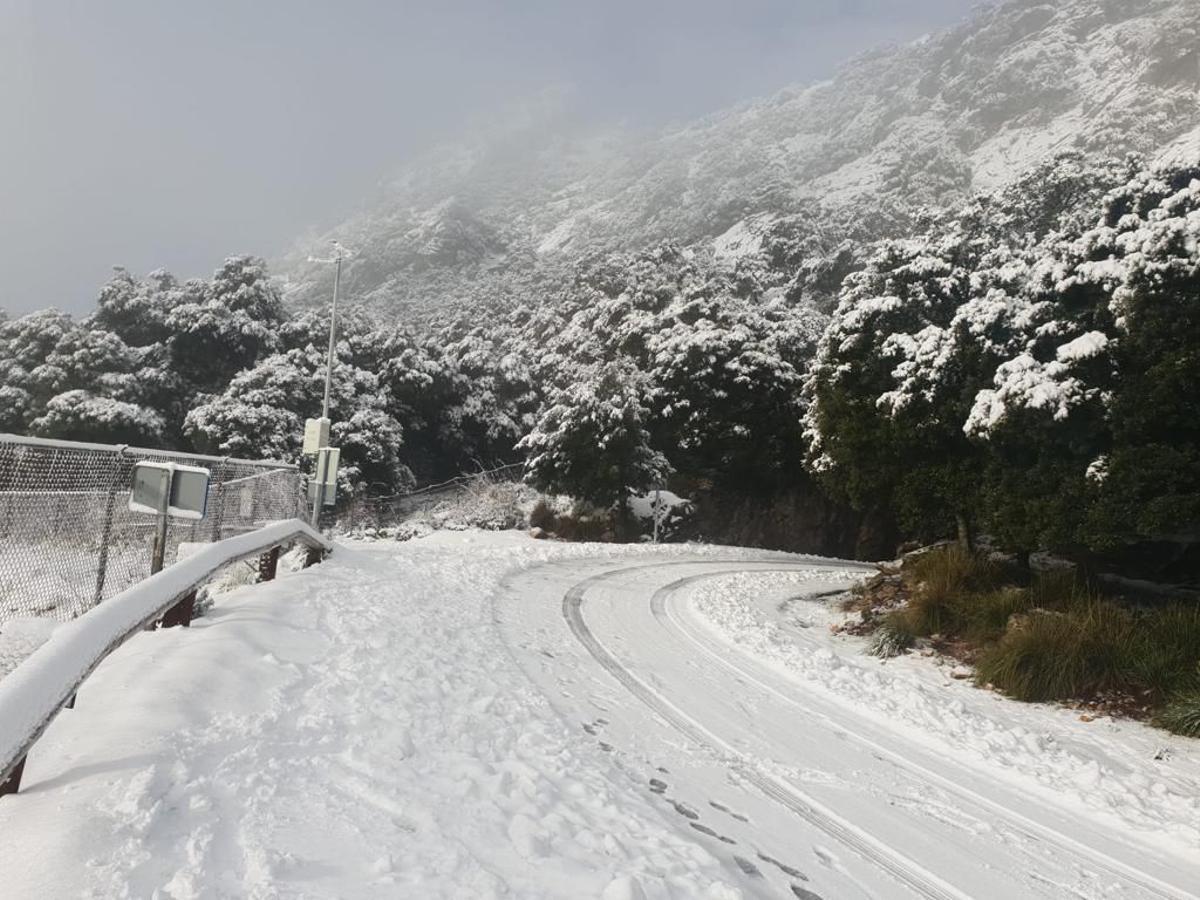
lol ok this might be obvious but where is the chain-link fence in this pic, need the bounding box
[0,434,306,623]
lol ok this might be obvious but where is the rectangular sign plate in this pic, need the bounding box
[128,461,211,520]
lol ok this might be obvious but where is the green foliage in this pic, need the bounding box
[871,545,1200,734]
[1156,687,1200,737]
[974,596,1200,708]
[807,157,1200,569]
[1127,605,1200,700]
[975,611,1096,702]
[897,546,1007,636]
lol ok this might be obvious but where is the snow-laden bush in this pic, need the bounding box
[628,489,693,541]
[428,479,541,532]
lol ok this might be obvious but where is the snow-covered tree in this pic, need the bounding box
[164,255,284,397]
[803,211,1021,547]
[969,160,1200,554]
[185,344,411,492]
[519,363,669,527]
[30,390,164,446]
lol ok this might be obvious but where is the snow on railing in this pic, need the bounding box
[0,518,333,797]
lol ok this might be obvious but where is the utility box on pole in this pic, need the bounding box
[303,417,330,455]
[307,446,340,524]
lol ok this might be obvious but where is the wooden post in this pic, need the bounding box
[1,756,26,797]
[304,545,323,568]
[258,547,280,582]
[161,591,196,629]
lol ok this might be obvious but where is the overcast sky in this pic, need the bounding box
[0,0,978,315]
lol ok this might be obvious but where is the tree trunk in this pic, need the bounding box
[615,497,636,543]
[1015,548,1032,574]
[955,513,974,553]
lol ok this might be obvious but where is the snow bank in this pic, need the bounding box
[0,519,330,784]
[0,532,786,899]
[688,571,1200,855]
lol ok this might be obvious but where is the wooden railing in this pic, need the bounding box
[0,519,333,796]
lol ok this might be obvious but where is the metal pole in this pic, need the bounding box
[321,251,342,421]
[313,246,342,530]
[150,465,174,575]
[653,487,661,544]
[92,446,125,607]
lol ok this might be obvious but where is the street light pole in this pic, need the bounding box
[321,246,343,421]
[309,241,349,529]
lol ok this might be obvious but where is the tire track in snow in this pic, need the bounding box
[650,568,1195,900]
[560,560,968,900]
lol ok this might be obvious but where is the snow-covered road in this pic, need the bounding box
[504,556,1200,899]
[2,532,1197,899]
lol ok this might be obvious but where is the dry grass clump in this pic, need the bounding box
[855,544,1200,736]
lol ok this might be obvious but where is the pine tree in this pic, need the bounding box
[519,363,669,528]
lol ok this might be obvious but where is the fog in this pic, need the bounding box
[0,0,977,315]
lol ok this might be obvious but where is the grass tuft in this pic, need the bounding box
[1156,686,1200,737]
[868,612,916,658]
[855,543,1200,737]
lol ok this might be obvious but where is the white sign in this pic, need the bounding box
[303,417,330,455]
[128,461,211,520]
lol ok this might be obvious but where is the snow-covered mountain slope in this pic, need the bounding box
[280,0,1200,321]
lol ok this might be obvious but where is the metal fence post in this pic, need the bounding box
[209,458,229,542]
[92,446,125,607]
[258,546,280,582]
[0,756,26,796]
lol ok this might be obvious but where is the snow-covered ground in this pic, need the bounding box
[1,531,1197,899]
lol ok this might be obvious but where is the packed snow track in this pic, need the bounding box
[2,533,1197,899]
[502,555,1200,900]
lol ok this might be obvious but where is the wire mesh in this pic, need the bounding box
[0,434,305,624]
[337,462,525,533]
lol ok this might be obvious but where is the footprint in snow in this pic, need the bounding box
[732,856,762,878]
[812,845,838,868]
[709,800,750,823]
[648,778,667,794]
[598,741,613,752]
[669,800,699,820]
[757,853,807,880]
[689,822,736,845]
[791,887,825,900]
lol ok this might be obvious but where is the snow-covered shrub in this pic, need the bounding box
[431,479,538,531]
[628,490,693,541]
